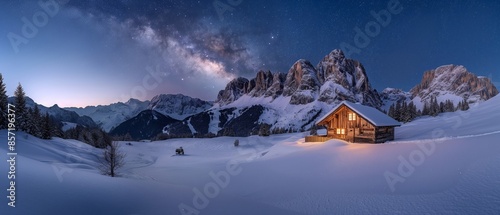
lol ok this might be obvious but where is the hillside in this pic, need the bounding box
[109,110,179,140]
[381,65,498,111]
[1,95,499,214]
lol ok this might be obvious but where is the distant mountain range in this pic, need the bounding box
[65,94,212,132]
[19,49,497,140]
[65,98,149,132]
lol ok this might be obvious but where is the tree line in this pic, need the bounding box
[1,73,123,177]
[0,74,114,147]
[0,74,58,139]
[387,96,470,123]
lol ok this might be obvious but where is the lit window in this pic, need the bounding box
[336,128,340,134]
[349,113,356,121]
[341,129,345,135]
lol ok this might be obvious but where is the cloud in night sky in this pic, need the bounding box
[1,0,499,107]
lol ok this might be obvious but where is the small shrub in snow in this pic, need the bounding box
[309,126,318,135]
[234,139,239,147]
[258,124,271,136]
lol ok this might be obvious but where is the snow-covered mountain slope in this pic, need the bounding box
[66,99,149,132]
[148,94,213,120]
[2,94,499,214]
[165,96,332,137]
[109,110,179,140]
[180,49,383,137]
[67,95,212,132]
[410,64,498,108]
[396,94,500,140]
[379,88,412,111]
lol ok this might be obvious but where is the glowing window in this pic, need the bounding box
[349,113,356,121]
[336,128,341,134]
[341,129,345,135]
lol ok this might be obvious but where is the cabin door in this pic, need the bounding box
[347,128,355,142]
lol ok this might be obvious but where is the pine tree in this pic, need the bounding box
[14,83,28,131]
[408,101,417,122]
[25,108,37,136]
[32,105,42,137]
[0,73,7,129]
[429,96,439,117]
[460,99,469,111]
[401,101,409,122]
[394,101,401,121]
[41,113,52,139]
[449,100,455,112]
[422,101,429,116]
[388,104,395,119]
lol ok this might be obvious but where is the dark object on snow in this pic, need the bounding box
[175,147,184,155]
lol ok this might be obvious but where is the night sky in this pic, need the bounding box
[1,0,499,107]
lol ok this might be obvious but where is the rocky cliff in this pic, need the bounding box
[216,49,382,108]
[410,65,498,104]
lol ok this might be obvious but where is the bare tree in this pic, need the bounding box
[99,142,125,177]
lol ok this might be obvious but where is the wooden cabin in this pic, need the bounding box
[307,101,401,143]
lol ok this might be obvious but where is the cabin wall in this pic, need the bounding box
[374,127,395,143]
[321,106,379,142]
[317,105,396,143]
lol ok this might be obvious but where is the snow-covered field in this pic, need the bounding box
[1,96,500,214]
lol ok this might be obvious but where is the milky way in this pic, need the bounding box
[1,0,499,107]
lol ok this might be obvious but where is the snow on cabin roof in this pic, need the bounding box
[316,101,401,127]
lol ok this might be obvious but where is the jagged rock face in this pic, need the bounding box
[216,77,249,105]
[265,72,286,98]
[410,65,499,103]
[247,70,274,97]
[316,49,382,107]
[217,71,287,104]
[148,94,212,119]
[215,49,382,107]
[283,59,321,104]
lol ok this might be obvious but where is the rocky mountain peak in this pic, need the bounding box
[283,59,321,104]
[247,70,274,97]
[410,64,498,103]
[215,49,383,107]
[329,49,346,62]
[216,77,249,105]
[148,94,213,119]
[316,50,382,107]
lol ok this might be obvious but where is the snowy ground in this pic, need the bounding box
[1,96,500,214]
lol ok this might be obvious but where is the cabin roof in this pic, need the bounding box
[316,101,401,127]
